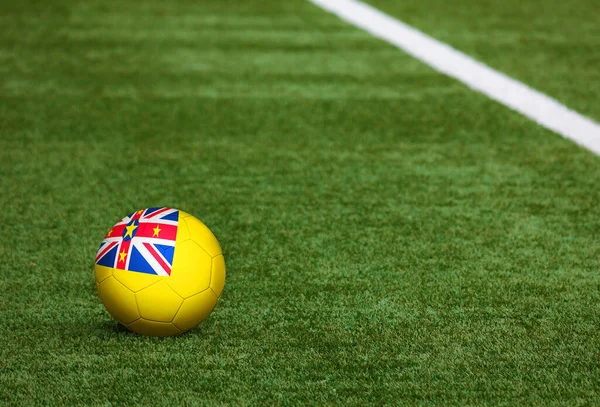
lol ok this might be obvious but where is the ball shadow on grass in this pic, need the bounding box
[98,319,217,339]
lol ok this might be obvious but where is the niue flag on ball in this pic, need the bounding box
[95,207,179,276]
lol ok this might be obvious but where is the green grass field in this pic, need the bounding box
[1,0,599,405]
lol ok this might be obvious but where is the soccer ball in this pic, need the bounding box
[94,208,225,336]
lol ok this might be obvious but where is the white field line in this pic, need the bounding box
[309,0,600,156]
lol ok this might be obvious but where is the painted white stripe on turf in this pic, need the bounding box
[309,0,600,155]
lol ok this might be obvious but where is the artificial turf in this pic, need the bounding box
[366,0,600,121]
[1,0,599,405]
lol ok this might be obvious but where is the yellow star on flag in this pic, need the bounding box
[119,250,127,262]
[124,223,138,239]
[153,225,162,237]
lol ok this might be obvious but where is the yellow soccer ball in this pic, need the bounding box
[94,208,225,336]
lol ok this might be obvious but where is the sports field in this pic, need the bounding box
[1,0,599,405]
